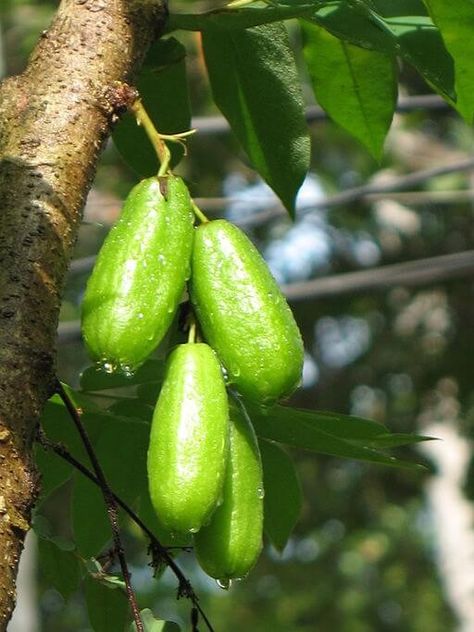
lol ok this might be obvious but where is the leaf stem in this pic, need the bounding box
[40,390,216,632]
[130,98,171,176]
[192,200,209,224]
[55,381,144,632]
[188,317,197,344]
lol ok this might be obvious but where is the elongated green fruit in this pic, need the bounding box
[190,219,304,403]
[81,175,194,374]
[147,343,229,534]
[194,404,263,581]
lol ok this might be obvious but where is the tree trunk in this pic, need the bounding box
[0,1,167,627]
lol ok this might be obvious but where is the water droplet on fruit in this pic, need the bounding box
[119,364,135,378]
[257,486,265,500]
[102,361,115,374]
[216,578,232,590]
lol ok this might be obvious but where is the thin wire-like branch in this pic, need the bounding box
[192,94,450,134]
[55,381,144,632]
[59,250,474,343]
[236,156,474,228]
[76,156,474,252]
[282,250,474,302]
[37,419,216,632]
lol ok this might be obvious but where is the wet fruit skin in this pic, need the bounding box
[194,404,263,581]
[147,343,229,534]
[190,219,304,403]
[81,175,194,374]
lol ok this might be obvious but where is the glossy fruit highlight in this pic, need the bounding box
[194,404,263,580]
[147,343,229,534]
[190,219,304,403]
[81,175,194,374]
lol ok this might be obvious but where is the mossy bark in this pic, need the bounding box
[0,1,167,627]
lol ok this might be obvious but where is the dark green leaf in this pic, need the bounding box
[382,16,454,101]
[167,4,316,32]
[40,396,92,467]
[113,37,191,176]
[38,538,80,599]
[312,1,394,52]
[84,576,129,632]
[107,398,153,421]
[311,2,455,100]
[423,0,474,121]
[302,21,397,159]
[34,441,74,504]
[202,22,310,215]
[72,473,111,558]
[246,403,426,469]
[80,359,165,391]
[72,416,151,556]
[129,609,181,632]
[135,382,161,407]
[96,417,150,506]
[368,433,436,449]
[259,439,302,552]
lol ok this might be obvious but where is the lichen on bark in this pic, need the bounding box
[0,1,167,627]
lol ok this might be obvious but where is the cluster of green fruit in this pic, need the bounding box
[81,175,304,582]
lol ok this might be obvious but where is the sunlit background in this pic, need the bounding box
[3,1,474,630]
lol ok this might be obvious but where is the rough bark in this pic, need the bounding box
[0,1,167,627]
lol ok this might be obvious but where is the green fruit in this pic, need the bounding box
[81,175,194,374]
[190,219,304,403]
[147,343,229,534]
[194,404,263,581]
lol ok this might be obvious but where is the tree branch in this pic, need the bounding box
[55,381,143,632]
[36,428,216,632]
[57,250,474,344]
[0,0,167,626]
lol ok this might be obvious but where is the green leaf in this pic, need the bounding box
[38,538,81,599]
[107,398,153,421]
[36,388,108,503]
[129,609,181,632]
[167,4,316,32]
[259,439,302,552]
[80,359,165,391]
[368,433,436,449]
[135,382,162,407]
[302,21,397,159]
[84,576,129,632]
[246,403,426,469]
[202,22,310,216]
[72,416,151,556]
[72,473,111,558]
[423,0,474,121]
[382,16,454,101]
[311,2,455,101]
[113,37,191,176]
[34,441,74,503]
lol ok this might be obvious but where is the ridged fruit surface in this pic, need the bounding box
[81,175,194,374]
[195,404,263,580]
[147,343,229,534]
[190,219,303,403]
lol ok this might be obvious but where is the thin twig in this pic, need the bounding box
[282,250,474,302]
[76,156,474,250]
[236,156,474,228]
[191,94,450,135]
[55,380,144,632]
[37,423,216,632]
[59,249,474,343]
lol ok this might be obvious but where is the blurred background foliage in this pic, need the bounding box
[2,0,474,630]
